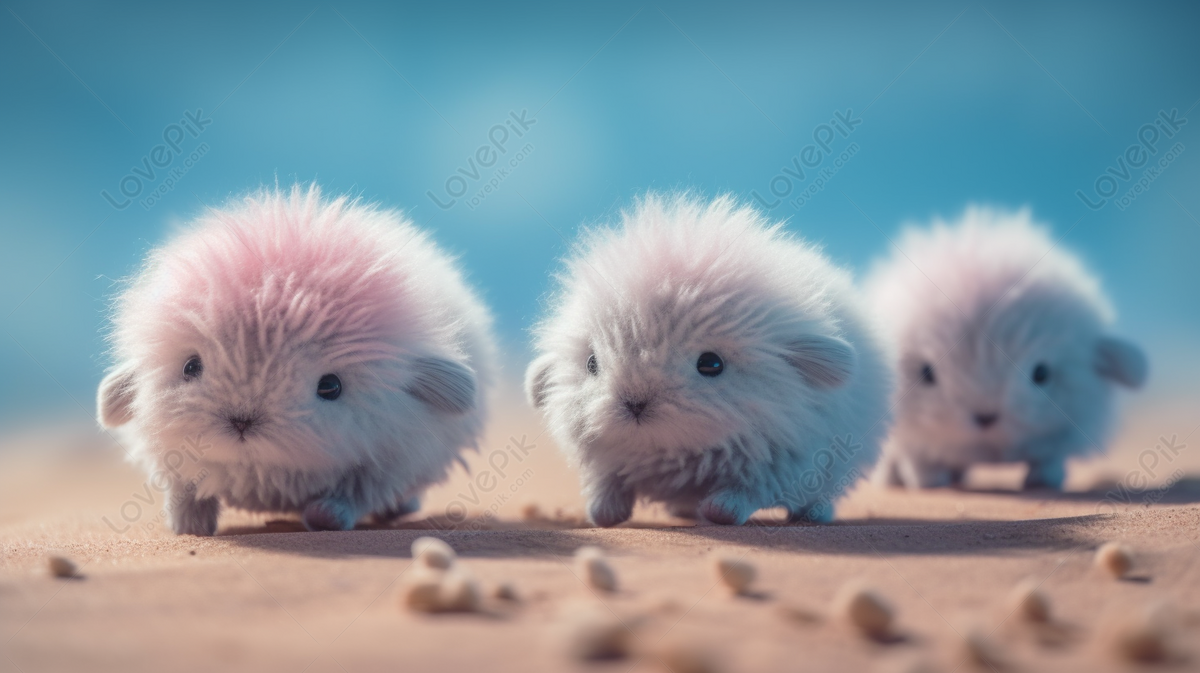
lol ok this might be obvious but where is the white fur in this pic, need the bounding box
[97,186,496,534]
[866,206,1147,490]
[525,194,891,526]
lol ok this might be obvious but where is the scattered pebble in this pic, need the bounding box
[438,568,483,612]
[658,640,722,673]
[1094,542,1133,579]
[710,551,756,595]
[575,546,618,593]
[833,581,894,639]
[564,607,633,660]
[47,555,77,578]
[402,569,445,612]
[1007,577,1051,623]
[494,581,520,601]
[412,536,455,570]
[1112,604,1170,663]
[960,629,1007,670]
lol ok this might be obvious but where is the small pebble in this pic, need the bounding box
[960,629,1006,670]
[494,582,520,601]
[47,556,77,578]
[658,640,722,673]
[402,570,445,613]
[710,551,756,595]
[1007,577,1051,623]
[575,546,618,593]
[520,502,542,521]
[1094,542,1133,579]
[438,568,483,612]
[1112,604,1169,663]
[565,608,633,660]
[412,536,455,570]
[833,581,894,639]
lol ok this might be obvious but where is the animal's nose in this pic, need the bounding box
[624,400,649,419]
[974,412,999,429]
[230,417,254,434]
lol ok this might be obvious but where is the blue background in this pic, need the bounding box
[1,1,1197,428]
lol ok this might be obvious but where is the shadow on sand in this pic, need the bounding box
[215,477,1200,560]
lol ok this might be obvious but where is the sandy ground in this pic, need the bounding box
[1,389,1199,673]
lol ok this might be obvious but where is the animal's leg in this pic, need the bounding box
[699,488,757,526]
[370,496,422,524]
[170,483,220,536]
[302,496,359,532]
[585,473,635,528]
[1023,458,1066,490]
[787,500,834,524]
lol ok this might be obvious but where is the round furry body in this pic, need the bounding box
[97,185,495,534]
[525,195,890,526]
[866,207,1146,491]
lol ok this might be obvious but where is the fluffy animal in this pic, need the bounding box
[867,207,1146,490]
[97,185,495,535]
[525,194,891,526]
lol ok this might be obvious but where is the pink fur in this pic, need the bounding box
[98,185,495,533]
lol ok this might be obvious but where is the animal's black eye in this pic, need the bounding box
[697,352,724,377]
[920,363,936,385]
[1032,363,1050,385]
[586,354,599,376]
[183,355,202,380]
[317,374,342,400]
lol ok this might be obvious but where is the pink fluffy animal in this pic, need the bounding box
[525,194,890,527]
[97,185,495,534]
[868,207,1147,490]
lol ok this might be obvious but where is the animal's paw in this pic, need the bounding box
[586,479,634,528]
[699,490,756,526]
[901,459,964,489]
[171,494,220,536]
[1023,460,1066,490]
[371,496,421,524]
[787,500,834,524]
[302,498,358,531]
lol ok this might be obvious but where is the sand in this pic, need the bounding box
[2,393,1198,672]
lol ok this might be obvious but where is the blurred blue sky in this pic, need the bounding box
[1,1,1197,428]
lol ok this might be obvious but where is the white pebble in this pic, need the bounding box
[47,556,77,578]
[575,546,618,593]
[438,568,483,612]
[710,551,756,595]
[1007,577,1051,623]
[833,581,893,639]
[565,608,633,660]
[412,536,455,570]
[402,570,445,613]
[1094,541,1133,578]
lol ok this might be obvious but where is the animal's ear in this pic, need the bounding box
[524,354,554,409]
[406,357,477,413]
[1095,336,1147,388]
[783,334,857,388]
[97,364,137,427]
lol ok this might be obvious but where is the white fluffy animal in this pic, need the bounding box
[525,195,890,526]
[97,185,495,534]
[867,207,1146,490]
